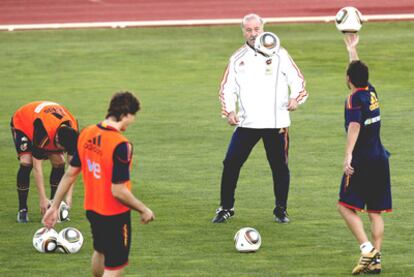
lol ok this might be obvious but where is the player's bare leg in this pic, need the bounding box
[368,212,384,250]
[338,204,369,244]
[338,204,380,274]
[103,269,123,277]
[19,153,33,165]
[48,152,65,166]
[92,251,104,277]
[364,212,384,274]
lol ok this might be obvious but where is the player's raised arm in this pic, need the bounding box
[344,33,360,62]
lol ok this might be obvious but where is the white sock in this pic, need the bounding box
[360,241,374,254]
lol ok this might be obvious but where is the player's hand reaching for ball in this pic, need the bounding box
[344,33,359,51]
[344,33,360,61]
[40,197,50,216]
[65,197,72,209]
[42,206,59,229]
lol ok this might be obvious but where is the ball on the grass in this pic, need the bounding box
[234,227,262,253]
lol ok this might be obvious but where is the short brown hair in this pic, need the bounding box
[347,60,369,88]
[57,125,78,155]
[106,91,140,121]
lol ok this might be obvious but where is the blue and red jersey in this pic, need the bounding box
[344,83,389,161]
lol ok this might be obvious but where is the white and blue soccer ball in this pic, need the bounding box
[335,7,363,33]
[254,32,280,57]
[56,227,84,254]
[57,201,70,223]
[234,227,262,252]
[48,200,70,222]
[33,227,58,253]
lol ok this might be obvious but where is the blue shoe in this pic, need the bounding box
[17,208,29,223]
[274,206,290,223]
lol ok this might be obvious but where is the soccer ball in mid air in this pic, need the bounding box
[234,227,262,252]
[335,7,363,33]
[254,32,280,57]
[57,201,70,222]
[33,227,58,253]
[56,227,84,254]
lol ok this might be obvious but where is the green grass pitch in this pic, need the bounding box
[0,21,413,276]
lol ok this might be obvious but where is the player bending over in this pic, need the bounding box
[11,101,78,222]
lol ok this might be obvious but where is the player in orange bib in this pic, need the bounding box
[10,101,78,222]
[43,92,154,277]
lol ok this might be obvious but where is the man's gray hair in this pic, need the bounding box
[241,13,264,29]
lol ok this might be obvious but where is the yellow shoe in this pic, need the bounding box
[364,252,381,274]
[365,262,381,274]
[352,249,380,275]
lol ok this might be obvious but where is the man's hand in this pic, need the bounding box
[65,197,72,209]
[287,99,298,111]
[227,111,240,125]
[140,207,155,224]
[344,33,359,61]
[344,33,359,50]
[343,153,354,176]
[42,206,59,229]
[39,197,50,216]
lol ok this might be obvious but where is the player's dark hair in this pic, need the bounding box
[347,60,369,88]
[57,126,78,155]
[106,91,140,121]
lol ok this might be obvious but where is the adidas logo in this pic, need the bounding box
[222,211,232,219]
[84,135,102,155]
[88,135,102,146]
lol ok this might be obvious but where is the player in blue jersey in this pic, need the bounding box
[337,33,391,275]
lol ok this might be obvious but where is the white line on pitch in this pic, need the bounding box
[1,13,414,31]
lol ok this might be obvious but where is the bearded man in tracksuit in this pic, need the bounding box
[213,13,308,223]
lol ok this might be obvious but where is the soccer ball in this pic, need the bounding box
[57,201,70,222]
[33,227,58,253]
[335,7,363,33]
[254,32,280,57]
[234,227,262,252]
[56,227,84,254]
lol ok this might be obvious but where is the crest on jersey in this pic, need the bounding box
[20,136,29,151]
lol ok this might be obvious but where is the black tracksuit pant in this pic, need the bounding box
[220,127,290,211]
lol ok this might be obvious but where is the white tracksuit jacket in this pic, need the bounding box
[219,43,308,129]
